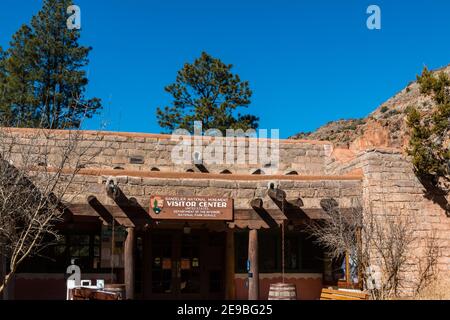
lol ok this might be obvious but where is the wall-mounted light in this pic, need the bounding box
[183,222,191,234]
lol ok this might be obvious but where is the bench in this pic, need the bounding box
[320,288,369,300]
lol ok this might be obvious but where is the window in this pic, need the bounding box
[300,234,323,272]
[60,233,101,272]
[331,251,360,289]
[285,235,300,271]
[259,233,279,272]
[234,229,324,273]
[209,270,223,293]
[19,232,101,273]
[234,232,248,273]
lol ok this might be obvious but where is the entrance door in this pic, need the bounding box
[145,229,225,300]
[176,233,202,298]
[147,232,177,298]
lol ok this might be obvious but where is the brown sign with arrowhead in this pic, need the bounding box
[149,195,233,221]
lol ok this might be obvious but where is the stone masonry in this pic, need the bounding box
[3,127,449,295]
[330,148,450,294]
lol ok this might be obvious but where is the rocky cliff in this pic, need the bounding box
[291,64,450,151]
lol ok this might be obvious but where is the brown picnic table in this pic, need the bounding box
[71,287,122,300]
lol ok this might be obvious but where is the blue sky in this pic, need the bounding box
[1,0,449,138]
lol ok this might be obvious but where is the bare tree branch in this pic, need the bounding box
[0,124,105,295]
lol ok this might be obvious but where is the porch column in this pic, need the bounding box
[225,228,235,300]
[124,226,135,299]
[248,229,259,300]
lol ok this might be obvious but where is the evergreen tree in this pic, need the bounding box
[0,46,6,113]
[0,25,38,126]
[156,52,258,134]
[407,67,450,184]
[0,0,101,128]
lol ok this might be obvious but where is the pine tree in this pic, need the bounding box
[0,25,38,126]
[156,52,258,134]
[0,46,6,117]
[0,0,101,128]
[407,67,450,184]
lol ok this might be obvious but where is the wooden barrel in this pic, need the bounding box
[268,283,297,300]
[104,284,126,300]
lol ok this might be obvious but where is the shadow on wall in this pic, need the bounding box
[419,176,450,217]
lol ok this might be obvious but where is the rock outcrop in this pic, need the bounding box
[291,64,450,152]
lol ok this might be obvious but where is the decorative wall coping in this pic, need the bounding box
[74,168,364,181]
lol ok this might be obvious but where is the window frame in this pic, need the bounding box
[234,229,324,274]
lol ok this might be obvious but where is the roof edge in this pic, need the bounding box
[0,126,334,146]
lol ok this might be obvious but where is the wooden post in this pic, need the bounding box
[248,229,259,300]
[225,228,235,300]
[124,227,135,299]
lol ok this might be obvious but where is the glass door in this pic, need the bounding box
[146,229,225,300]
[148,231,202,299]
[177,233,202,298]
[150,233,175,297]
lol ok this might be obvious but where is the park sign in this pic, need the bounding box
[149,195,233,221]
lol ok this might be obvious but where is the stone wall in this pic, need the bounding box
[65,172,362,228]
[10,127,450,296]
[331,148,450,295]
[0,127,364,228]
[3,128,334,175]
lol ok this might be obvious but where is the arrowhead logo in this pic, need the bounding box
[150,196,164,214]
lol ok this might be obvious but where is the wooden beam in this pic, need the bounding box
[250,201,279,229]
[287,197,304,208]
[124,227,135,299]
[267,188,286,202]
[320,198,338,211]
[195,163,209,173]
[249,198,263,209]
[248,229,259,300]
[87,196,120,226]
[105,178,119,200]
[225,228,236,300]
